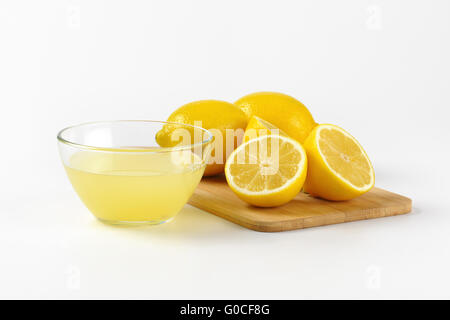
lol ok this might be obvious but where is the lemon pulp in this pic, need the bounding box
[303,124,375,201]
[225,135,307,207]
[318,127,373,189]
[243,116,287,142]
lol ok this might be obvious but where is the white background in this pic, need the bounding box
[1,0,449,299]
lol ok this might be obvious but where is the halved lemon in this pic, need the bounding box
[225,135,307,207]
[243,116,288,142]
[303,124,375,201]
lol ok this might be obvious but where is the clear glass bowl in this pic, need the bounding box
[57,120,214,225]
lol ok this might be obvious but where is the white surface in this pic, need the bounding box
[1,0,449,299]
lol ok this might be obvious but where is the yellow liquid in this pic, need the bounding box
[65,150,205,224]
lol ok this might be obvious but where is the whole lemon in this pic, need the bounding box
[235,92,316,143]
[156,100,248,176]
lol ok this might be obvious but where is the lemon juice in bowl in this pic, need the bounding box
[58,121,213,225]
[65,151,205,223]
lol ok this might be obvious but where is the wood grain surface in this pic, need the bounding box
[188,175,412,232]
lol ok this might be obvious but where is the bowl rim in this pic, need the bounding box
[57,120,214,153]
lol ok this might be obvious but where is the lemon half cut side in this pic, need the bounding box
[303,124,375,201]
[243,116,288,142]
[225,134,307,207]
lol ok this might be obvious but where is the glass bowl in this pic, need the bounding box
[57,120,214,225]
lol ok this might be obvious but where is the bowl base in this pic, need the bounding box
[97,217,174,227]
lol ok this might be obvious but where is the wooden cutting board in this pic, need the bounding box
[188,175,412,232]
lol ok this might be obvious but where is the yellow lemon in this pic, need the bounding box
[156,100,248,176]
[303,124,375,201]
[225,134,307,207]
[243,116,288,142]
[235,92,316,143]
